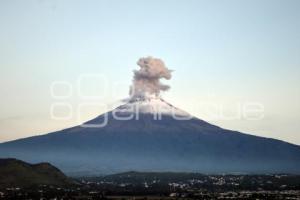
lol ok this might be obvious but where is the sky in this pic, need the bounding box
[0,0,299,144]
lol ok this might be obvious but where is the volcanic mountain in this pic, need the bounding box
[0,96,300,176]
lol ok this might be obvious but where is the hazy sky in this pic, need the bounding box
[0,0,299,144]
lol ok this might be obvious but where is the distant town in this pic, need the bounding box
[1,172,300,199]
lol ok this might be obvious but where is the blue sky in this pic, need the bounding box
[0,0,299,144]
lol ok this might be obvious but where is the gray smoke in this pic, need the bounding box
[130,57,172,98]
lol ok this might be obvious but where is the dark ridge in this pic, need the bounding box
[0,158,74,189]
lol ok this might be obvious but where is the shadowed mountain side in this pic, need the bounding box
[0,110,300,176]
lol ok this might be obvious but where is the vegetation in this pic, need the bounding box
[0,158,74,189]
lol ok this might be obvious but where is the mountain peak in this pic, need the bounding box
[116,95,191,117]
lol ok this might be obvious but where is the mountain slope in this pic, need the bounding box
[0,97,300,175]
[0,158,74,188]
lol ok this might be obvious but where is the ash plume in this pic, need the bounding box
[130,57,172,98]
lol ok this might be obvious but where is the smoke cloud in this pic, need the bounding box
[130,57,172,98]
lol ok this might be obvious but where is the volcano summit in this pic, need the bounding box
[0,57,300,176]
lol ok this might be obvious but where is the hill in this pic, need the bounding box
[0,158,74,188]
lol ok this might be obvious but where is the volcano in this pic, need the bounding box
[0,96,300,176]
[1,57,300,176]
